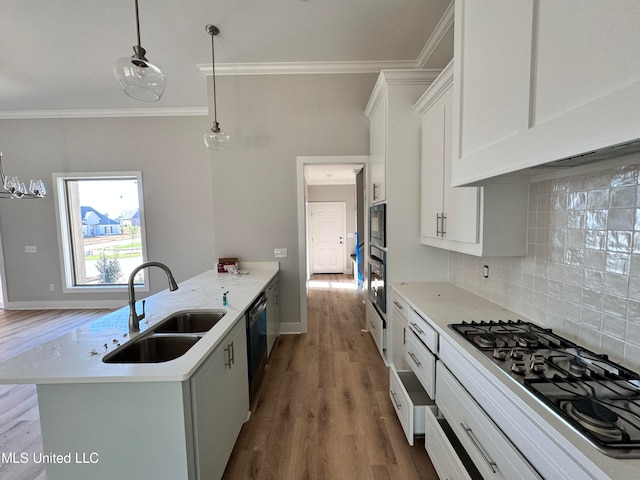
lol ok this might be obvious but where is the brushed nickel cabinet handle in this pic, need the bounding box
[410,322,424,335]
[408,351,421,367]
[461,422,497,473]
[224,346,232,369]
[390,390,401,410]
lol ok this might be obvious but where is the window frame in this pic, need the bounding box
[52,171,150,294]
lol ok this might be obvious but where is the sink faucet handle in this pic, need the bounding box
[140,300,146,321]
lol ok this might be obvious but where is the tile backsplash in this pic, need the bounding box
[449,159,640,370]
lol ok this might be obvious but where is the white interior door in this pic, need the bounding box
[309,202,346,274]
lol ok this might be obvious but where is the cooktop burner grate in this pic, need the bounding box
[449,319,640,458]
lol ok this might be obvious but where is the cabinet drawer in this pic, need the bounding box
[405,331,436,398]
[366,301,385,356]
[436,364,540,479]
[391,293,409,321]
[389,368,434,446]
[407,308,438,352]
[425,406,481,480]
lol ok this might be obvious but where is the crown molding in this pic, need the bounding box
[0,107,208,120]
[416,0,454,68]
[0,107,209,120]
[198,60,417,76]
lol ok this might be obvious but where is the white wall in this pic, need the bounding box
[450,155,640,371]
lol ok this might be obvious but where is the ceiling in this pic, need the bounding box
[305,164,363,185]
[0,0,453,117]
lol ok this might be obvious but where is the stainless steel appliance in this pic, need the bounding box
[369,203,386,247]
[450,320,640,458]
[368,245,386,317]
[246,293,267,400]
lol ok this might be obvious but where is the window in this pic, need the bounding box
[53,172,149,293]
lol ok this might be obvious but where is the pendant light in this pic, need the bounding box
[0,152,46,199]
[204,25,229,151]
[113,0,165,102]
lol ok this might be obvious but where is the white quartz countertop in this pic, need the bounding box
[392,281,640,480]
[0,263,278,384]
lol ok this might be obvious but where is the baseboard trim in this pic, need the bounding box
[3,300,125,310]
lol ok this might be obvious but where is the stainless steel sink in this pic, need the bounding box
[151,310,226,334]
[103,334,201,363]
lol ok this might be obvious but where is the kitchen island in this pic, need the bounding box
[0,263,278,480]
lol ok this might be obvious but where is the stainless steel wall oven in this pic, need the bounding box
[368,245,386,318]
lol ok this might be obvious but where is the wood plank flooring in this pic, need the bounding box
[0,308,112,480]
[0,275,438,480]
[222,274,438,480]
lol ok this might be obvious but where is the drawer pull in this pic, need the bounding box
[393,300,404,310]
[224,346,232,369]
[409,322,424,334]
[408,351,422,367]
[390,389,402,410]
[461,422,497,473]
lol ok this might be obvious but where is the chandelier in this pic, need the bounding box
[0,152,46,199]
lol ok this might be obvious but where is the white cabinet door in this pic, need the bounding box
[369,94,387,203]
[191,320,249,480]
[420,88,445,241]
[452,0,640,186]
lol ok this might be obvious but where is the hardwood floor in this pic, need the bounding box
[223,274,438,480]
[0,308,112,480]
[0,275,438,480]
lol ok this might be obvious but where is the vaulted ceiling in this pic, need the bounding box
[0,0,452,116]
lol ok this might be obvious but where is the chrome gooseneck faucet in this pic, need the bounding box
[128,261,179,332]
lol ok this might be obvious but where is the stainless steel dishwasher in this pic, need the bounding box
[246,293,267,400]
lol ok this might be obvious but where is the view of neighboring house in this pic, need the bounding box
[120,209,140,228]
[80,206,121,237]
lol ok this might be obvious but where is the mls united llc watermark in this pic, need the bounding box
[1,451,99,466]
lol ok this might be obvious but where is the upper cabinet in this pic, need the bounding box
[365,70,441,205]
[451,0,640,186]
[417,62,528,257]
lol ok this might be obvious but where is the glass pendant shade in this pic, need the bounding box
[114,1,165,102]
[204,122,229,151]
[113,49,165,102]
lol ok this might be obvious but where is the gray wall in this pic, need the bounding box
[0,73,376,329]
[0,116,215,307]
[209,73,376,329]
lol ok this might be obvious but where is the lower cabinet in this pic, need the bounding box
[389,368,434,446]
[436,363,540,480]
[366,300,385,357]
[190,319,249,480]
[425,406,481,480]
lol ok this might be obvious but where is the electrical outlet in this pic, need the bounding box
[25,245,37,253]
[274,248,288,258]
[50,284,55,292]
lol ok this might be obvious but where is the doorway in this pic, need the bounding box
[296,155,368,334]
[308,202,347,275]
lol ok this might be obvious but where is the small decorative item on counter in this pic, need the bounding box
[222,290,229,307]
[218,257,238,273]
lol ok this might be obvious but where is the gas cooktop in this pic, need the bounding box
[450,320,640,459]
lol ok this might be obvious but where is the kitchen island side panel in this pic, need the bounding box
[37,381,194,480]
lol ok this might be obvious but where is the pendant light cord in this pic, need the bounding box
[134,0,142,47]
[210,32,218,126]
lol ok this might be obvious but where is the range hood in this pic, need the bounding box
[532,139,640,169]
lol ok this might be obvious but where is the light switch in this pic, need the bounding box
[274,248,288,258]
